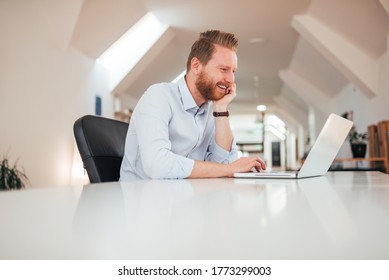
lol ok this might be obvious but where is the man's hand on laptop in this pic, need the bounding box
[228,157,266,176]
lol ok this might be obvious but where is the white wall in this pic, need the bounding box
[332,48,389,158]
[0,0,112,188]
[334,56,389,129]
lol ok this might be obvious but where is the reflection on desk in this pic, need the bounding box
[1,171,389,260]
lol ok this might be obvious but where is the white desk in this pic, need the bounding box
[1,171,389,260]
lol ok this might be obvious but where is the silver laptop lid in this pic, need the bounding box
[297,113,353,178]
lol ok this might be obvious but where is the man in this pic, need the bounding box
[120,30,266,180]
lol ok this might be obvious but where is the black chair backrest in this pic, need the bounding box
[73,115,129,183]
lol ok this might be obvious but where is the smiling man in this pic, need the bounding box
[120,30,266,180]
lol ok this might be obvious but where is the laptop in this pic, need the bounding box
[233,113,353,179]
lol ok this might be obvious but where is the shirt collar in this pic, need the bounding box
[178,76,211,113]
[178,76,198,111]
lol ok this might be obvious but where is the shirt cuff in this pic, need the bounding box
[211,139,239,163]
[169,156,195,178]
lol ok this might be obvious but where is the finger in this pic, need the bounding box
[225,86,231,94]
[230,84,237,95]
[253,165,261,172]
[253,163,263,172]
[257,157,266,170]
[261,161,266,170]
[256,157,266,170]
[252,160,262,172]
[226,83,236,95]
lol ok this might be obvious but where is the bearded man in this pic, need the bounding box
[120,30,266,180]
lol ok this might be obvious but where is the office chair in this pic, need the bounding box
[73,115,129,183]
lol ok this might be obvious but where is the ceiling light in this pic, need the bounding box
[257,105,267,112]
[249,37,266,44]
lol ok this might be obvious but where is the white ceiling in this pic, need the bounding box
[70,0,389,126]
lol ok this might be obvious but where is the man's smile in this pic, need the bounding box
[216,83,229,93]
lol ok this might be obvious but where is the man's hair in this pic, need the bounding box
[186,30,238,72]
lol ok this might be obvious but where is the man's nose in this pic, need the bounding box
[225,71,234,83]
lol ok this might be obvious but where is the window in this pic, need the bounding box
[97,12,168,90]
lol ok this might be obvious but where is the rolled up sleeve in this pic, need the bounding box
[206,138,239,164]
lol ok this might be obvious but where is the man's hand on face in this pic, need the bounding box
[213,83,236,110]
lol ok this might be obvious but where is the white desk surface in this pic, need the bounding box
[1,171,389,260]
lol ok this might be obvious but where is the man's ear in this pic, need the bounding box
[190,57,202,74]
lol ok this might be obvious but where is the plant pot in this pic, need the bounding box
[351,143,366,158]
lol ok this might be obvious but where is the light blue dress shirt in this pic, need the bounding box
[120,76,238,180]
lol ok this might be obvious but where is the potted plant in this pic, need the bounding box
[348,128,368,158]
[0,156,28,190]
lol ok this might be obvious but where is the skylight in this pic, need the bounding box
[97,12,168,90]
